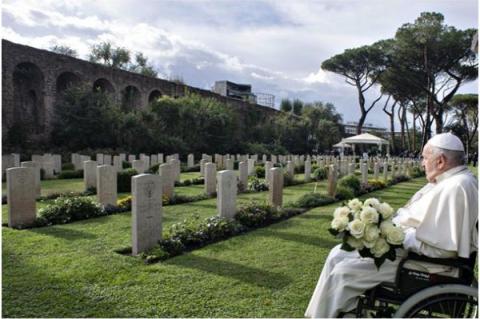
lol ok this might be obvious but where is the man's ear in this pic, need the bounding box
[437,154,447,169]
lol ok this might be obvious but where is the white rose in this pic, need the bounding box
[378,202,394,219]
[385,227,405,245]
[363,224,380,242]
[380,220,395,234]
[363,239,376,248]
[348,219,366,239]
[331,216,349,232]
[348,198,363,212]
[360,206,379,224]
[364,198,381,210]
[371,237,390,258]
[334,206,351,219]
[354,211,361,220]
[347,237,364,250]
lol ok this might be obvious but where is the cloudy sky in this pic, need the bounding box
[2,0,478,128]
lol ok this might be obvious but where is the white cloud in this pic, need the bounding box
[303,68,331,84]
[2,0,477,127]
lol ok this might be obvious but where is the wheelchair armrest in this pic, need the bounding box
[395,252,476,290]
[404,252,476,270]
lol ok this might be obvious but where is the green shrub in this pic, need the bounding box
[255,165,265,178]
[312,167,328,181]
[117,168,138,192]
[147,163,160,174]
[294,164,305,174]
[248,176,268,192]
[122,161,132,169]
[36,197,105,226]
[292,192,335,208]
[166,193,211,205]
[388,175,410,185]
[411,166,425,178]
[138,203,304,263]
[338,175,361,195]
[366,179,386,192]
[57,170,83,179]
[62,163,75,170]
[38,188,96,202]
[234,202,277,228]
[335,186,355,200]
[174,177,204,187]
[284,172,294,186]
[117,196,132,211]
[181,164,200,173]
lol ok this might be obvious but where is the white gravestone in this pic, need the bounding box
[187,154,194,168]
[238,161,248,192]
[84,160,97,190]
[132,160,145,174]
[304,160,312,182]
[131,174,163,255]
[264,161,273,186]
[204,163,217,196]
[7,167,36,228]
[217,170,237,219]
[20,161,41,197]
[225,158,234,171]
[96,165,117,206]
[247,158,256,176]
[200,159,207,177]
[269,167,283,209]
[159,163,174,199]
[327,164,337,197]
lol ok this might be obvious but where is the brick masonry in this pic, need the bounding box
[2,39,278,145]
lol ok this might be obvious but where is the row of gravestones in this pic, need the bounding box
[6,159,421,253]
[5,165,286,254]
[131,166,286,255]
[2,154,61,180]
[2,151,418,177]
[326,160,422,197]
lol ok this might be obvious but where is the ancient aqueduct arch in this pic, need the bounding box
[2,40,277,143]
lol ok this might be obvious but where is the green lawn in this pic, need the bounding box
[2,176,427,317]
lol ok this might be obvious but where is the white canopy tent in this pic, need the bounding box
[340,133,390,155]
[332,141,352,157]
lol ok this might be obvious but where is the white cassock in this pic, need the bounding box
[304,165,478,318]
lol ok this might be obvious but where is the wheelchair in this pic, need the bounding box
[353,252,478,318]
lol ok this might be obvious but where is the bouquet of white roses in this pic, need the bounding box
[328,197,405,269]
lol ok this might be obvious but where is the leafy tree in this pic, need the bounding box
[280,98,292,113]
[51,85,122,150]
[292,99,304,115]
[50,45,78,57]
[390,12,477,139]
[445,94,478,157]
[302,102,344,152]
[150,94,238,154]
[89,42,130,69]
[89,42,158,78]
[129,52,158,77]
[322,43,386,134]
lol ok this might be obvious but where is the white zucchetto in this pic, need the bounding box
[426,132,465,152]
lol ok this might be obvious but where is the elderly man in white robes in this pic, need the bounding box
[305,132,478,318]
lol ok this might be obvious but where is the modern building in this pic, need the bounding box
[342,121,388,138]
[212,81,257,104]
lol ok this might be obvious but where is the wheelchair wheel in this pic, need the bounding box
[394,284,478,318]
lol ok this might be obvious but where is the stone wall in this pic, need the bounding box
[2,39,278,145]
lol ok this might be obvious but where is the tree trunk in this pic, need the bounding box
[404,106,411,152]
[397,105,406,152]
[412,110,416,153]
[434,108,444,134]
[356,82,366,135]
